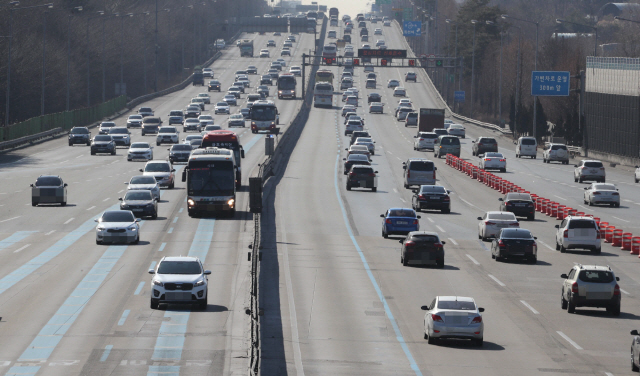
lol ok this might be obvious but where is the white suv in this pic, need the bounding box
[156,126,179,145]
[560,264,620,315]
[555,216,601,254]
[543,143,570,164]
[574,160,606,183]
[414,132,438,151]
[149,256,210,309]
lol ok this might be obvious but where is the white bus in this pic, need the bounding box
[313,82,334,108]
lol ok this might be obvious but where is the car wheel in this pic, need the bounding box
[437,260,444,268]
[346,184,351,191]
[169,182,174,189]
[474,338,483,346]
[382,230,388,239]
[152,212,158,220]
[133,235,140,245]
[567,299,575,313]
[561,292,568,309]
[529,257,537,264]
[633,349,639,372]
[527,215,535,221]
[96,239,102,245]
[150,299,159,309]
[111,150,116,155]
[61,201,66,207]
[578,177,583,183]
[427,333,436,345]
[91,151,96,155]
[560,243,567,253]
[555,240,560,251]
[500,168,506,173]
[424,331,428,340]
[372,187,377,192]
[68,142,73,147]
[574,176,578,183]
[442,209,450,214]
[199,293,208,310]
[32,199,38,207]
[592,247,602,255]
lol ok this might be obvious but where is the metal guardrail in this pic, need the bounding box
[0,127,62,151]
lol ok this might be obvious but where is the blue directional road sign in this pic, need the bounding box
[454,91,465,103]
[403,21,422,36]
[531,71,570,96]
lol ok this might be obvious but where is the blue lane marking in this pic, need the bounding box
[118,310,130,326]
[8,244,129,375]
[134,282,145,295]
[168,227,174,234]
[100,345,113,362]
[0,204,119,296]
[158,242,167,252]
[243,134,263,153]
[149,261,157,271]
[332,153,424,376]
[0,232,35,251]
[179,208,184,213]
[172,216,178,224]
[147,218,215,375]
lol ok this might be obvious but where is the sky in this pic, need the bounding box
[297,0,371,19]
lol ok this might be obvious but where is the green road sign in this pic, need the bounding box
[435,59,443,67]
[403,8,412,20]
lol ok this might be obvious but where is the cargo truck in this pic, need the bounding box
[417,108,445,134]
[239,39,254,57]
[192,67,204,86]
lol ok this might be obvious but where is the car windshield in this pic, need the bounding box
[131,143,150,149]
[125,191,153,200]
[140,108,152,112]
[145,163,171,172]
[578,270,614,283]
[421,186,446,193]
[216,102,228,106]
[199,116,213,120]
[35,176,62,186]
[437,300,476,310]
[584,161,603,168]
[109,128,128,134]
[210,80,220,84]
[411,235,439,243]
[420,133,438,139]
[409,161,434,171]
[94,135,112,141]
[101,211,135,222]
[500,229,533,239]
[130,176,157,185]
[129,115,142,120]
[487,212,517,220]
[186,135,202,141]
[231,115,244,120]
[389,209,415,217]
[568,220,596,229]
[352,167,373,173]
[157,261,202,275]
[71,128,89,134]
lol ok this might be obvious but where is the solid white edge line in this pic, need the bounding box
[466,254,480,265]
[556,331,583,350]
[488,274,506,287]
[520,300,540,315]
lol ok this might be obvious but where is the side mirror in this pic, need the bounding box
[584,187,589,190]
[343,158,346,161]
[399,240,404,244]
[154,197,158,201]
[167,148,170,151]
[64,183,68,187]
[447,190,451,194]
[555,225,560,229]
[472,140,475,143]
[561,273,568,278]
[241,149,245,158]
[477,217,482,220]
[182,170,187,182]
[416,215,421,219]
[478,307,485,312]
[148,269,155,274]
[375,171,378,173]
[118,197,123,201]
[135,218,141,222]
[420,305,429,311]
[636,166,639,169]
[139,169,143,172]
[632,330,639,336]
[204,270,212,275]
[498,198,503,201]
[30,184,34,187]
[441,241,446,245]
[534,237,537,240]
[435,167,438,170]
[345,148,348,151]
[380,214,384,218]
[171,169,176,172]
[574,165,578,167]
[94,219,98,222]
[412,189,418,193]
[616,277,620,281]
[124,182,129,184]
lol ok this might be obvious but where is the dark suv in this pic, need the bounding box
[499,192,535,220]
[350,131,371,145]
[412,185,451,213]
[68,127,91,146]
[346,165,377,191]
[561,264,621,316]
[399,231,445,267]
[472,137,498,156]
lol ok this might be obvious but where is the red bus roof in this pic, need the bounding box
[202,130,239,142]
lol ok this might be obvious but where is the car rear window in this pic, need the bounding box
[480,138,496,144]
[594,184,616,190]
[437,300,476,310]
[35,176,62,186]
[434,129,448,136]
[584,161,603,168]
[520,138,536,145]
[410,235,439,243]
[389,209,416,217]
[71,127,89,134]
[551,145,567,151]
[352,167,373,173]
[501,229,533,238]
[409,161,434,171]
[487,212,517,220]
[420,133,438,139]
[440,137,460,146]
[421,186,446,193]
[578,270,614,283]
[172,145,192,151]
[568,219,596,229]
[506,193,532,201]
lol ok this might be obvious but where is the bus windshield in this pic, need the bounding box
[316,70,334,83]
[251,106,277,121]
[278,76,296,90]
[315,83,333,92]
[188,160,235,197]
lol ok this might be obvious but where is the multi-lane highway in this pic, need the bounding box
[260,16,640,376]
[0,30,313,376]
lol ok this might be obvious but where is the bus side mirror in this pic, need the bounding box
[182,169,187,182]
[241,149,245,158]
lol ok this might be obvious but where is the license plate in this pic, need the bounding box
[430,196,441,200]
[396,221,408,225]
[359,180,367,186]
[590,169,598,174]
[516,203,526,207]
[132,208,143,212]
[497,224,507,228]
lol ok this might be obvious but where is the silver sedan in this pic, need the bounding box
[583,183,620,207]
[421,296,485,346]
[479,152,507,172]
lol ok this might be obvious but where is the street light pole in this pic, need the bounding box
[486,20,504,124]
[66,7,83,111]
[41,10,48,116]
[154,0,158,92]
[470,19,477,117]
[87,12,105,107]
[556,18,598,57]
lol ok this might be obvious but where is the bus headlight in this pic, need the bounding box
[227,198,235,208]
[187,198,195,207]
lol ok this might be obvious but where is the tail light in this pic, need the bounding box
[433,170,436,180]
[498,240,505,247]
[506,201,513,206]
[419,138,424,141]
[418,195,426,200]
[407,171,410,178]
[485,221,496,226]
[349,172,356,177]
[385,219,392,224]
[596,230,601,239]
[599,167,605,170]
[614,284,620,296]
[471,316,482,324]
[499,159,506,162]
[563,229,569,238]
[431,314,444,323]
[434,243,443,251]
[509,222,519,226]
[532,242,537,253]
[404,241,415,248]
[368,173,376,177]
[413,219,419,225]
[484,158,491,161]
[443,196,450,201]
[571,282,579,294]
[612,192,619,196]
[593,192,601,195]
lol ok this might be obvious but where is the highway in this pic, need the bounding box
[0,30,313,376]
[260,17,640,376]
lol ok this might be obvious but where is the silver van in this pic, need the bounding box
[516,137,537,158]
[403,158,437,189]
[434,135,461,158]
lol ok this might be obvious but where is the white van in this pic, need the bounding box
[516,137,537,159]
[403,158,437,188]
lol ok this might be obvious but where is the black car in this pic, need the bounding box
[368,93,382,103]
[412,185,451,213]
[260,75,273,85]
[350,131,371,145]
[346,165,377,192]
[168,144,192,163]
[472,137,498,156]
[119,190,158,219]
[499,192,535,220]
[68,127,91,146]
[184,106,201,118]
[491,228,537,263]
[399,231,445,267]
[343,154,370,174]
[247,66,258,74]
[90,135,116,155]
[208,80,221,92]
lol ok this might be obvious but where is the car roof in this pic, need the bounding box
[566,215,596,221]
[161,256,201,263]
[573,264,612,271]
[408,231,439,237]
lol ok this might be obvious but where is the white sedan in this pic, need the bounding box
[583,183,620,207]
[393,87,406,97]
[369,102,384,113]
[447,124,466,138]
[127,142,154,162]
[477,211,519,241]
[95,210,140,245]
[387,79,400,88]
[341,105,356,116]
[479,152,506,172]
[214,102,230,114]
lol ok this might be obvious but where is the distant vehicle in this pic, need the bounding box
[418,108,445,133]
[574,160,606,183]
[202,68,213,77]
[141,117,162,136]
[543,143,570,164]
[400,231,445,268]
[250,101,279,133]
[138,107,154,117]
[561,264,620,315]
[277,73,297,99]
[126,115,144,128]
[91,135,116,155]
[239,39,254,57]
[583,183,620,207]
[95,210,140,245]
[313,82,334,108]
[127,142,154,162]
[477,211,519,241]
[381,208,421,238]
[479,152,506,172]
[208,80,221,92]
[346,165,378,192]
[149,256,210,309]
[119,190,157,219]
[315,69,334,84]
[68,127,91,146]
[192,69,204,86]
[30,175,67,207]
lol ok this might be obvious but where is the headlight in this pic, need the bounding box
[128,225,137,231]
[147,203,155,207]
[227,198,235,208]
[194,279,206,287]
[97,226,105,231]
[187,198,195,207]
[152,279,163,287]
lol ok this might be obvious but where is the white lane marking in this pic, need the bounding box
[63,218,75,225]
[387,150,393,155]
[435,225,446,233]
[0,216,20,223]
[427,217,434,223]
[45,230,55,236]
[605,372,614,376]
[488,274,506,287]
[537,240,555,251]
[554,195,566,201]
[620,288,630,295]
[86,206,96,211]
[13,244,30,253]
[578,205,592,212]
[447,238,458,246]
[556,331,583,350]
[102,198,110,202]
[458,196,480,209]
[466,254,480,265]
[118,190,124,193]
[612,216,630,223]
[75,155,83,159]
[623,199,633,203]
[393,188,398,193]
[520,300,540,314]
[478,240,489,251]
[400,198,406,203]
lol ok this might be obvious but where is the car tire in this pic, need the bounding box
[578,177,583,183]
[133,235,140,245]
[561,292,568,309]
[199,294,208,310]
[346,185,351,191]
[567,299,576,313]
[633,349,639,372]
[96,239,102,245]
[111,150,116,155]
[68,142,73,147]
[427,333,436,345]
[372,187,377,192]
[150,299,159,309]
[382,230,388,239]
[500,168,506,173]
[574,176,578,183]
[437,260,444,268]
[91,151,96,155]
[560,244,566,253]
[32,200,38,207]
[424,331,428,340]
[169,182,174,189]
[527,215,535,221]
[529,257,537,264]
[592,247,602,255]
[442,209,450,214]
[475,338,483,347]
[555,240,560,251]
[152,212,158,220]
[61,201,66,207]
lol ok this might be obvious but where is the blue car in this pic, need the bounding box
[381,208,421,238]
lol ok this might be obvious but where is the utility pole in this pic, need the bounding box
[154,0,158,92]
